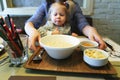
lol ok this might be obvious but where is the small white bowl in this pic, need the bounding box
[40,35,80,59]
[79,40,98,51]
[83,48,109,67]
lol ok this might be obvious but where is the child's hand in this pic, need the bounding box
[72,33,78,37]
[52,27,60,35]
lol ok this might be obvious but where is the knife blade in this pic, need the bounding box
[105,42,114,51]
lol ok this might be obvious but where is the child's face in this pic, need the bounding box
[50,7,66,26]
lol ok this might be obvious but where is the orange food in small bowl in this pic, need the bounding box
[81,42,95,47]
[80,40,98,51]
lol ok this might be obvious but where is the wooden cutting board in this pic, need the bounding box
[24,48,117,75]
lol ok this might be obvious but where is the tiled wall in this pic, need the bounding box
[91,0,120,44]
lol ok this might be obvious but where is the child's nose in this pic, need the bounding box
[56,15,60,18]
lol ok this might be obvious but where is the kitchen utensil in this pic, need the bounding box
[105,42,120,57]
[33,49,44,60]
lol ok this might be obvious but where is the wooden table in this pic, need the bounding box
[0,37,120,80]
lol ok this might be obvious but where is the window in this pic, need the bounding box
[1,0,93,16]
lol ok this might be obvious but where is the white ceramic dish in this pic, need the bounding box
[83,48,109,67]
[79,40,98,51]
[40,35,80,59]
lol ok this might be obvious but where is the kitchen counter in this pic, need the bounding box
[0,37,120,80]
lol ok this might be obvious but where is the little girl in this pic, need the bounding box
[38,2,78,37]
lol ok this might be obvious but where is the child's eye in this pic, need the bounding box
[60,13,65,16]
[60,14,64,16]
[54,13,57,16]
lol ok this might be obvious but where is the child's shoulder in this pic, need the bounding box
[46,21,53,25]
[43,21,54,28]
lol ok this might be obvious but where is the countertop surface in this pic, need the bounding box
[0,37,120,80]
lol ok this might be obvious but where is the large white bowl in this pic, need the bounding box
[40,35,80,59]
[83,48,109,67]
